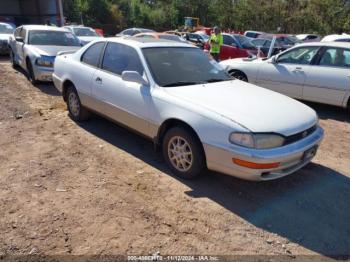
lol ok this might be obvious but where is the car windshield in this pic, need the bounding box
[0,24,14,34]
[198,34,209,41]
[142,47,231,87]
[235,35,255,48]
[159,34,184,42]
[73,27,99,37]
[28,30,81,46]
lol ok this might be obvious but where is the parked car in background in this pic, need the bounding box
[134,32,186,43]
[211,33,258,61]
[258,34,301,49]
[117,28,155,37]
[244,30,264,39]
[251,38,284,57]
[53,37,323,181]
[0,22,15,55]
[183,32,209,49]
[296,34,320,42]
[220,42,350,109]
[64,25,102,45]
[9,25,82,84]
[321,34,350,43]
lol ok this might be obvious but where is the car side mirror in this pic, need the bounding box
[122,71,148,86]
[15,37,24,43]
[270,55,278,64]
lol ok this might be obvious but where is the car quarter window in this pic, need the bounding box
[101,42,144,76]
[14,27,21,38]
[277,46,319,65]
[19,28,26,40]
[81,42,105,67]
[318,48,350,68]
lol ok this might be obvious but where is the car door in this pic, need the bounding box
[303,47,350,106]
[75,41,106,105]
[91,42,151,136]
[15,27,26,66]
[221,34,239,60]
[255,46,320,98]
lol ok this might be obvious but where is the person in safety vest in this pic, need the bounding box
[209,26,223,62]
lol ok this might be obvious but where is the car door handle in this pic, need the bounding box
[95,77,102,83]
[293,67,303,72]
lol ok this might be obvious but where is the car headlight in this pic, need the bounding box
[36,56,54,67]
[229,132,285,149]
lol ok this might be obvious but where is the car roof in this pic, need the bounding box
[104,36,194,48]
[0,22,14,27]
[64,25,91,29]
[21,25,70,32]
[295,42,350,48]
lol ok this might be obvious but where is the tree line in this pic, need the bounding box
[63,0,350,35]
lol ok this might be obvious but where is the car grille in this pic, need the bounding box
[284,125,317,145]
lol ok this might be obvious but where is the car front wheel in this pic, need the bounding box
[66,86,90,122]
[162,127,206,179]
[26,60,38,85]
[229,70,248,82]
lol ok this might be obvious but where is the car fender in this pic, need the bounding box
[152,90,249,148]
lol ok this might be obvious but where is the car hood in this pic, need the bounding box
[0,34,11,41]
[31,45,81,56]
[78,36,101,42]
[164,80,317,136]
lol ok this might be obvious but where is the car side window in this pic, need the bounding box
[81,42,105,67]
[318,48,350,68]
[101,42,144,76]
[277,46,319,65]
[223,35,235,46]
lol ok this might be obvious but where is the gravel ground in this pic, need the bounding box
[0,56,349,259]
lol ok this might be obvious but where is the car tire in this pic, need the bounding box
[10,51,18,69]
[26,59,39,85]
[229,70,248,82]
[162,127,206,179]
[66,86,90,122]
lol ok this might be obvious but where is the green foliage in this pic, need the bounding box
[63,0,350,35]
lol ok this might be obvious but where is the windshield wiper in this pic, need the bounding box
[205,78,230,83]
[162,81,205,87]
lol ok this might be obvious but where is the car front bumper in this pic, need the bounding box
[0,42,9,55]
[33,65,54,82]
[204,126,324,181]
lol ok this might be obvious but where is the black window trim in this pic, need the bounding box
[80,41,107,69]
[99,41,146,78]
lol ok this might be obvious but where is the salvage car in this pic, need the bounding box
[206,33,258,61]
[0,22,15,55]
[116,28,155,37]
[53,37,323,181]
[321,34,350,43]
[134,32,186,43]
[9,25,82,84]
[220,42,350,108]
[64,25,102,45]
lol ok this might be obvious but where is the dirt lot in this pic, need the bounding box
[0,56,350,259]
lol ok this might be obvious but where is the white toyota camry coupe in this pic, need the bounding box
[53,37,323,181]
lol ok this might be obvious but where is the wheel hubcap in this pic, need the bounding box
[168,136,193,172]
[68,92,80,116]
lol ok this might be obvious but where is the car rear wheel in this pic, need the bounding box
[26,60,39,85]
[229,70,248,82]
[66,86,90,122]
[162,127,205,179]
